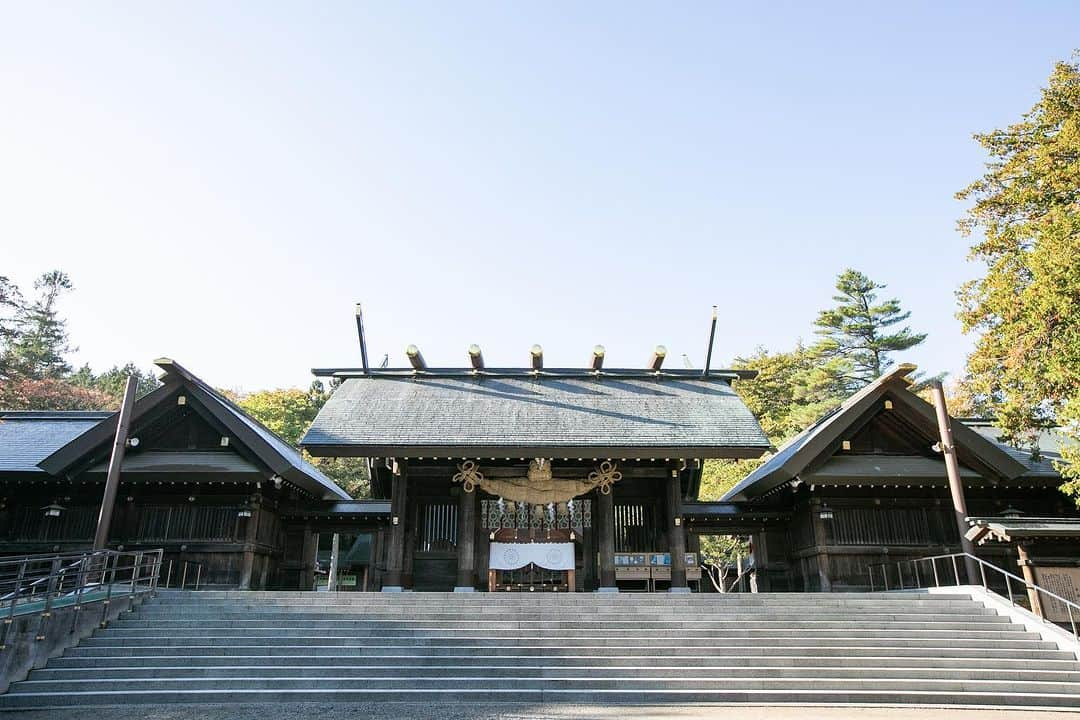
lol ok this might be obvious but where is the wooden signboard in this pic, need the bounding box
[1033,566,1080,623]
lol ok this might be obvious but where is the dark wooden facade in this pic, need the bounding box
[723,366,1076,592]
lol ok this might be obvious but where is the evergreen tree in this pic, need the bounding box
[811,268,927,389]
[4,270,75,380]
[956,57,1080,491]
[0,276,23,381]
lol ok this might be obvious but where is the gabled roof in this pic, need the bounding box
[301,372,771,459]
[722,364,1030,502]
[0,412,111,474]
[967,516,1080,543]
[37,359,349,500]
[962,419,1066,479]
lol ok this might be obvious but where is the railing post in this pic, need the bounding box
[932,558,940,587]
[165,559,172,589]
[978,560,987,591]
[181,562,188,590]
[195,564,202,591]
[951,555,960,585]
[100,552,118,629]
[36,556,62,642]
[868,566,874,592]
[913,560,922,589]
[1005,573,1014,605]
[1068,603,1077,642]
[70,553,90,634]
[128,551,143,610]
[882,565,889,591]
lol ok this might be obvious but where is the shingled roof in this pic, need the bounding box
[302,371,770,459]
[36,360,349,500]
[722,364,1032,502]
[0,412,111,476]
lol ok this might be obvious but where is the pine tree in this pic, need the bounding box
[4,271,75,379]
[811,269,927,389]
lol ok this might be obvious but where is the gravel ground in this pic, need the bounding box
[7,705,1080,720]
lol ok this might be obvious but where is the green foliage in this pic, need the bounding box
[731,345,849,443]
[956,57,1080,494]
[0,271,161,411]
[70,363,161,401]
[2,271,74,380]
[812,268,927,389]
[236,382,370,499]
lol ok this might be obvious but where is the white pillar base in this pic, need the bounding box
[668,586,692,594]
[381,586,404,593]
[453,586,476,592]
[596,586,620,593]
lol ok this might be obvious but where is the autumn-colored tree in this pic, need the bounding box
[956,57,1080,493]
[0,377,115,411]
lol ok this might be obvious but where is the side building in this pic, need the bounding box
[722,364,1076,591]
[0,359,381,589]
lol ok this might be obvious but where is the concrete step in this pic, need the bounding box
[7,590,1078,709]
[29,664,1080,682]
[47,652,1080,671]
[3,688,1080,709]
[110,618,1015,630]
[98,627,1037,640]
[60,644,1076,660]
[12,676,1080,695]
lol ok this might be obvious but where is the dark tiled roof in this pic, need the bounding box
[0,412,110,474]
[722,365,1031,502]
[302,373,770,458]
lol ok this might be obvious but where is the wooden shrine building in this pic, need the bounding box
[0,359,384,589]
[0,346,1074,594]
[301,349,772,592]
[721,364,1077,592]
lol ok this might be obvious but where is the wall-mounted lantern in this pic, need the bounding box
[42,503,64,518]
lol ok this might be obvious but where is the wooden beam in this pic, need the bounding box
[468,344,484,370]
[530,344,543,370]
[93,376,139,551]
[650,345,667,371]
[930,381,979,583]
[591,345,605,372]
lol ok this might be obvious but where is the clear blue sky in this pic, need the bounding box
[2,2,1077,391]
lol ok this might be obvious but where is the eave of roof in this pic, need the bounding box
[35,360,350,500]
[722,364,1030,502]
[966,516,1080,543]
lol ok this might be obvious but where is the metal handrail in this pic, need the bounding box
[162,559,204,590]
[0,548,163,649]
[868,551,1080,641]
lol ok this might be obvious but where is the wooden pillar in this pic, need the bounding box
[930,381,979,584]
[327,532,340,592]
[238,497,261,590]
[582,497,596,591]
[598,486,617,591]
[94,376,139,551]
[383,460,408,591]
[1017,543,1044,619]
[809,499,833,592]
[300,523,318,590]
[455,488,477,591]
[667,467,688,592]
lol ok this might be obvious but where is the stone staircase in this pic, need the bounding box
[3,590,1080,709]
